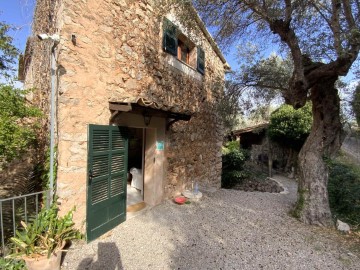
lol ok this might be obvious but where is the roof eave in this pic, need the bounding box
[191,7,231,71]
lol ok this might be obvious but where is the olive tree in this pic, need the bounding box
[192,0,360,226]
[218,80,243,135]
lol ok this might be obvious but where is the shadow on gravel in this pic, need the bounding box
[77,242,123,270]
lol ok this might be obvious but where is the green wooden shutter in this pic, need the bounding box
[163,18,177,56]
[87,124,128,242]
[197,47,205,75]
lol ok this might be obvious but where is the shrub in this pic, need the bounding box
[225,140,240,152]
[222,150,247,170]
[0,85,42,165]
[268,102,312,151]
[328,159,360,227]
[221,148,249,188]
[222,169,250,188]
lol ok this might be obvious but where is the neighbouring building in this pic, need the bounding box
[21,0,229,241]
[232,123,295,175]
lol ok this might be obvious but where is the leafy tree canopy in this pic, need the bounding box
[0,85,42,165]
[0,21,19,79]
[218,80,243,134]
[193,0,359,107]
[268,102,312,151]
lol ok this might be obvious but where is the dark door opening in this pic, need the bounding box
[127,128,144,206]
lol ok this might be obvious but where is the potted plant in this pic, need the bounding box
[8,204,81,270]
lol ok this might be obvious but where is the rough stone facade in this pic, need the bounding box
[24,0,228,230]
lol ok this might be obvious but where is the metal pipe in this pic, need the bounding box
[24,197,27,223]
[35,194,38,219]
[12,200,15,237]
[49,45,56,205]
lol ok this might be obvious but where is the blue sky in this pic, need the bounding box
[0,1,357,84]
[0,0,35,51]
[0,0,240,73]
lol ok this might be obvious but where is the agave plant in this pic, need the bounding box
[9,203,82,259]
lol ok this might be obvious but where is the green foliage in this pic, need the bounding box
[0,22,19,79]
[222,150,247,171]
[328,159,360,227]
[221,147,249,188]
[222,169,250,188]
[222,140,240,154]
[351,84,360,126]
[0,257,25,270]
[0,84,42,164]
[218,80,242,134]
[268,103,312,151]
[9,204,82,259]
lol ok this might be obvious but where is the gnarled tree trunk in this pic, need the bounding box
[297,77,343,226]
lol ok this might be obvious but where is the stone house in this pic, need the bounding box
[21,0,229,241]
[232,123,295,175]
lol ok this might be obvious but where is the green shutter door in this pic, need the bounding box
[87,124,128,242]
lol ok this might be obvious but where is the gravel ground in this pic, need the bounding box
[62,175,360,270]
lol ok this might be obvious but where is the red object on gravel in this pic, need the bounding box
[174,197,187,204]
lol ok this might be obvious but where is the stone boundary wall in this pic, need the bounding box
[342,135,360,164]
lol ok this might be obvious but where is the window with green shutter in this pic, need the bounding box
[163,17,205,75]
[163,19,177,56]
[197,47,205,75]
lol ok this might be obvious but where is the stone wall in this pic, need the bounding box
[26,0,226,229]
[342,134,360,165]
[24,0,62,157]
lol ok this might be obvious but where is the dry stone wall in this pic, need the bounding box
[342,134,360,164]
[26,0,226,228]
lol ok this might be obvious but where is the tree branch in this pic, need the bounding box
[330,0,343,56]
[284,0,292,24]
[342,0,356,29]
[309,1,332,31]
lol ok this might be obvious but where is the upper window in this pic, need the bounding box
[163,18,205,75]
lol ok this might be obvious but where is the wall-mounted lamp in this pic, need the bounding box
[37,33,60,44]
[143,112,152,126]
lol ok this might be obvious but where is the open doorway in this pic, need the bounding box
[127,128,144,207]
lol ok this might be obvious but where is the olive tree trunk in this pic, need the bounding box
[297,77,343,226]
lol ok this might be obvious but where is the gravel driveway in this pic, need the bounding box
[62,175,360,270]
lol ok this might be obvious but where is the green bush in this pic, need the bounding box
[328,159,360,226]
[222,169,250,188]
[221,148,249,188]
[224,140,240,153]
[222,149,247,171]
[268,102,312,151]
[0,258,25,270]
[0,85,42,165]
